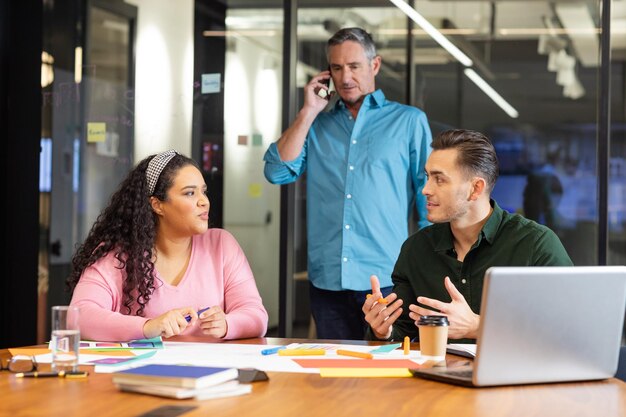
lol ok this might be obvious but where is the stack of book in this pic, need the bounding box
[112,364,251,400]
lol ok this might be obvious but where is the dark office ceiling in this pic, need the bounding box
[219,1,625,61]
[215,2,624,127]
[222,0,391,7]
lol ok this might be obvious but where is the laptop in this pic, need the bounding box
[411,266,626,387]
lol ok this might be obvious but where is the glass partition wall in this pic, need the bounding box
[32,0,623,341]
[227,0,623,337]
[40,0,136,342]
[221,8,284,334]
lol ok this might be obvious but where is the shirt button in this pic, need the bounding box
[352,140,357,144]
[345,224,350,230]
[461,279,467,284]
[347,194,352,199]
[343,257,348,262]
[348,115,353,120]
[349,165,354,170]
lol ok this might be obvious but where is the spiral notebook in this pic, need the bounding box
[411,266,626,387]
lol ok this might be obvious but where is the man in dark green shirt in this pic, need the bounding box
[363,129,572,343]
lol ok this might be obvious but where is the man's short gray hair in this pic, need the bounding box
[326,27,377,62]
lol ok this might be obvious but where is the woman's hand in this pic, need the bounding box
[142,307,197,339]
[197,306,228,338]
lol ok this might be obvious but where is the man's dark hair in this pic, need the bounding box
[432,129,499,192]
[327,27,377,61]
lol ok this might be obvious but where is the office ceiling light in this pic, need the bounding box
[41,51,54,88]
[74,47,82,84]
[389,0,518,118]
[563,77,585,100]
[464,69,519,119]
[552,52,585,100]
[387,0,473,67]
[554,3,598,68]
[537,34,567,56]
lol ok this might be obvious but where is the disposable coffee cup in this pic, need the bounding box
[418,315,449,359]
[50,305,80,372]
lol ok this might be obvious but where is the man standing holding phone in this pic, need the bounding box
[263,27,432,340]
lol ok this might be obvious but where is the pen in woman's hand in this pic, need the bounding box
[185,306,212,322]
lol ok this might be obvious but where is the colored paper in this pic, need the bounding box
[79,349,138,356]
[320,368,413,378]
[370,343,402,353]
[87,350,157,366]
[279,349,326,356]
[293,359,420,369]
[77,337,163,350]
[9,348,50,356]
[9,347,137,357]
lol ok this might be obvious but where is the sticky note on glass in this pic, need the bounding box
[201,73,221,94]
[252,133,263,147]
[87,122,106,142]
[248,183,262,198]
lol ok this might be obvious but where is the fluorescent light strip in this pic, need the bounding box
[388,0,473,67]
[74,47,82,84]
[464,69,519,118]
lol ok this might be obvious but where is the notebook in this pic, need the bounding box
[116,379,252,400]
[411,266,626,387]
[112,364,238,389]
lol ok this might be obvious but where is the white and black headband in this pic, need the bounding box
[146,150,178,196]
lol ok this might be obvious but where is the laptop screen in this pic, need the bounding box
[412,266,626,387]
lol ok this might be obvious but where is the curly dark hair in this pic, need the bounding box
[67,152,200,316]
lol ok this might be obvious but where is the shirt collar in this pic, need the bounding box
[334,89,385,110]
[432,199,502,252]
[481,199,503,244]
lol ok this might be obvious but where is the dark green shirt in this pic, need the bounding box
[370,200,573,343]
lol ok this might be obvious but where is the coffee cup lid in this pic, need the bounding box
[417,315,449,326]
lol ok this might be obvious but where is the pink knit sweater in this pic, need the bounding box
[70,229,268,341]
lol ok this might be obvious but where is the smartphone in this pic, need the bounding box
[317,66,332,99]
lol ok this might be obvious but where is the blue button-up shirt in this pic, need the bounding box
[263,89,432,291]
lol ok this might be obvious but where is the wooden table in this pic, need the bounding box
[1,337,625,417]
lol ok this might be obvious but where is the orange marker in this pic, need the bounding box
[403,336,410,355]
[336,349,374,360]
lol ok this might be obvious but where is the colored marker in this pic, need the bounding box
[403,336,410,355]
[261,346,286,356]
[278,349,326,356]
[185,306,211,323]
[336,349,374,359]
[366,294,388,304]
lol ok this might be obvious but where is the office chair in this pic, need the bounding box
[616,346,626,382]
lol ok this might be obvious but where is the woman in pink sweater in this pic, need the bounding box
[68,150,268,341]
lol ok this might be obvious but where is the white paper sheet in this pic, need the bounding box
[33,342,427,374]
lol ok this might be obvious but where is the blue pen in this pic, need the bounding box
[185,306,211,323]
[261,346,286,356]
